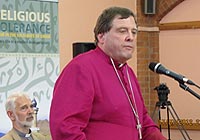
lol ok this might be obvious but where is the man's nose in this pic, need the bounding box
[27,107,34,114]
[126,31,136,41]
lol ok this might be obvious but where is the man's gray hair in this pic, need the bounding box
[5,92,31,112]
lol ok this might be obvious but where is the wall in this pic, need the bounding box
[59,0,137,71]
[160,0,200,139]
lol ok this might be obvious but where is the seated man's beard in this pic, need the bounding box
[15,114,34,128]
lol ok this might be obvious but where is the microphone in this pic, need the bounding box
[149,62,195,85]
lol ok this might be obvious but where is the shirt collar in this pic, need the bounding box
[14,128,32,138]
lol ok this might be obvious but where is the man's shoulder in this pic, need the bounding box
[0,131,51,140]
[32,132,51,140]
[0,132,13,140]
[0,129,23,140]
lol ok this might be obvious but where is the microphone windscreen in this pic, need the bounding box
[149,62,158,71]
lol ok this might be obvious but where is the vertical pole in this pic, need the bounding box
[32,98,39,132]
[167,105,171,140]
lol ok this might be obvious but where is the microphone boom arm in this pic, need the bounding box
[179,83,200,100]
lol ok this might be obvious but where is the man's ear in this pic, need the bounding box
[97,33,105,44]
[7,111,16,121]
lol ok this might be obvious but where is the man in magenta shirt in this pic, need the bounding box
[50,6,167,140]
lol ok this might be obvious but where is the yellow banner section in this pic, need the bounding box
[0,32,50,39]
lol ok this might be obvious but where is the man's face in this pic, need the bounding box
[98,16,137,64]
[12,96,34,128]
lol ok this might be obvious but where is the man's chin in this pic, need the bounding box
[22,121,33,128]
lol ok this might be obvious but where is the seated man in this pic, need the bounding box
[0,92,51,140]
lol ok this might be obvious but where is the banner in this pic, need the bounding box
[0,0,59,133]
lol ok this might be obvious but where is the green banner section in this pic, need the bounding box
[0,0,58,53]
[0,0,59,134]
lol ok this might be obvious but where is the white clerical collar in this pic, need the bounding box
[110,57,126,69]
[118,63,124,68]
[25,133,31,138]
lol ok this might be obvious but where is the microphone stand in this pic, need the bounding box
[179,83,200,100]
[152,84,192,140]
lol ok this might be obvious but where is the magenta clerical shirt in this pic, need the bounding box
[50,47,166,140]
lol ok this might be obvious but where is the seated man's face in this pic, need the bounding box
[13,96,34,128]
